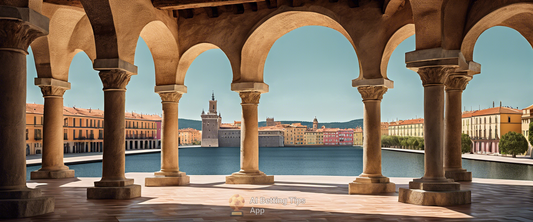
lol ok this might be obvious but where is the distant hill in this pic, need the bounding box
[258,119,363,129]
[179,118,363,131]
[178,118,202,130]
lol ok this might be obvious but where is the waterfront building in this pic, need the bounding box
[323,128,340,146]
[462,106,522,154]
[522,104,533,154]
[282,123,307,145]
[388,118,424,137]
[218,125,284,147]
[381,122,389,136]
[178,128,202,145]
[304,130,323,145]
[353,127,363,146]
[201,93,221,147]
[26,103,161,155]
[338,129,354,146]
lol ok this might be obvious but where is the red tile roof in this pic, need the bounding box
[26,103,161,120]
[462,107,521,118]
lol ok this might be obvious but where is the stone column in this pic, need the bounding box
[145,90,189,186]
[399,66,470,206]
[226,91,273,184]
[349,86,395,194]
[0,6,55,218]
[87,70,141,199]
[31,79,75,179]
[444,74,472,182]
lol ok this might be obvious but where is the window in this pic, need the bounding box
[73,130,76,139]
[64,129,68,140]
[26,129,28,140]
[73,118,76,127]
[79,119,82,127]
[508,117,511,123]
[34,116,36,125]
[34,129,41,140]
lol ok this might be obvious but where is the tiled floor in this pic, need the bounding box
[5,174,533,221]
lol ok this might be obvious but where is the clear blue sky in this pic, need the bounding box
[26,26,533,123]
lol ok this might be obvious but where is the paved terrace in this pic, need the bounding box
[4,175,533,221]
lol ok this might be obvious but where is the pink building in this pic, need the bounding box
[323,129,339,146]
[156,121,162,140]
[338,129,354,146]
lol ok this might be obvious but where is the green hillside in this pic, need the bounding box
[179,118,363,130]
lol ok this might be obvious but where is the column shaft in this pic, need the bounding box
[423,84,445,179]
[241,103,259,172]
[0,50,26,190]
[444,90,462,170]
[41,96,67,171]
[101,90,126,181]
[362,100,382,177]
[161,102,179,173]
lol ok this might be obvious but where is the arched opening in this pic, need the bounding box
[463,24,533,154]
[241,10,357,83]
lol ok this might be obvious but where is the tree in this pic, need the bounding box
[499,131,528,158]
[407,137,417,149]
[413,139,419,150]
[461,134,472,154]
[416,137,424,150]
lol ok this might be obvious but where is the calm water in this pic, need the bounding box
[26,146,533,181]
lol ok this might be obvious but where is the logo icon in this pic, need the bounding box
[229,194,245,216]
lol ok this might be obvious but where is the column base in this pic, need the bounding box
[0,188,54,219]
[145,171,190,187]
[398,177,471,206]
[87,178,141,200]
[348,176,395,194]
[31,169,75,179]
[445,169,472,182]
[398,188,471,206]
[226,171,274,185]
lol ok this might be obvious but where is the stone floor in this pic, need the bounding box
[4,174,533,221]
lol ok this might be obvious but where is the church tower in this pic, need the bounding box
[313,117,318,131]
[201,92,220,147]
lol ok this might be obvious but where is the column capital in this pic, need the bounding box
[98,69,132,90]
[0,7,49,54]
[357,86,388,101]
[39,85,67,97]
[417,66,456,86]
[239,91,261,105]
[445,74,472,91]
[158,92,182,103]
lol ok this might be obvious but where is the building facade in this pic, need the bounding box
[338,129,354,146]
[353,127,363,146]
[179,128,202,145]
[388,118,424,137]
[282,123,307,145]
[26,104,161,155]
[323,129,340,146]
[201,93,221,147]
[462,106,522,154]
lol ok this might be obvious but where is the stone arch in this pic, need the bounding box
[380,24,415,79]
[240,10,357,83]
[138,20,180,86]
[176,43,231,85]
[31,5,96,81]
[462,3,533,63]
[80,0,119,60]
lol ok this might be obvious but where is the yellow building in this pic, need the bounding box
[282,123,307,145]
[179,128,202,145]
[388,118,424,137]
[26,103,162,155]
[305,130,323,145]
[353,127,363,146]
[381,122,389,136]
[462,106,522,154]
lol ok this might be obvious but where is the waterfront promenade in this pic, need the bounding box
[383,147,533,166]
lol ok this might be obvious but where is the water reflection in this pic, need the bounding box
[25,146,533,181]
